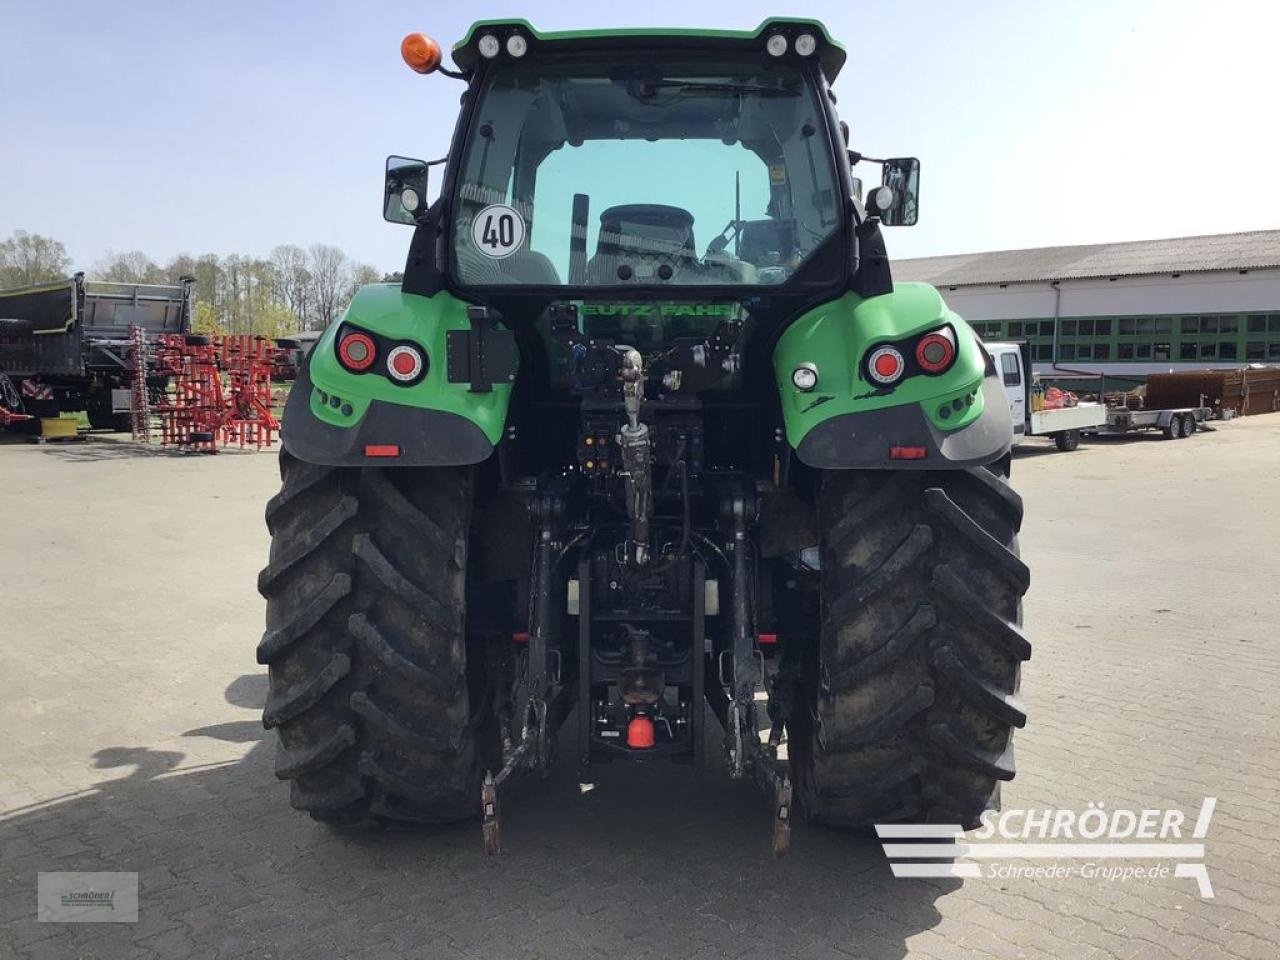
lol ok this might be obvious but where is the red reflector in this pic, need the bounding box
[627,715,655,749]
[890,446,928,460]
[758,632,778,645]
[512,631,530,644]
[364,444,400,458]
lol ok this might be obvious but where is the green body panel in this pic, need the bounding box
[304,284,512,445]
[772,283,988,450]
[453,19,847,79]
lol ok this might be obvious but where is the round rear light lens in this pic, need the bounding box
[916,331,956,373]
[766,34,788,57]
[337,332,376,372]
[794,33,817,56]
[506,34,527,57]
[477,34,500,59]
[386,344,424,383]
[867,346,905,385]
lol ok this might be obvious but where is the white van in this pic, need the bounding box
[985,341,1106,451]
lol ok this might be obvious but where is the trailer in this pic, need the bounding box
[987,340,1106,451]
[1094,403,1211,440]
[0,272,193,430]
[987,340,1212,445]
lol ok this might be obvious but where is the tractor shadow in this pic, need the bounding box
[1,674,956,960]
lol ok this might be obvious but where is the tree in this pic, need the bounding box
[190,300,224,336]
[307,244,349,330]
[254,303,301,339]
[95,250,164,284]
[0,230,71,287]
[347,263,381,299]
[271,245,312,326]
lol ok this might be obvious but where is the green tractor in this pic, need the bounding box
[258,19,1029,853]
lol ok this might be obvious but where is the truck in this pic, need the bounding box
[987,341,1106,451]
[258,20,1031,854]
[0,272,193,431]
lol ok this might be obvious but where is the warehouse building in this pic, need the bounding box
[895,230,1280,381]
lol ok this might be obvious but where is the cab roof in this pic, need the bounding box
[452,19,847,81]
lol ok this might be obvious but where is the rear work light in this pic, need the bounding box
[916,327,957,374]
[337,331,376,372]
[867,345,906,385]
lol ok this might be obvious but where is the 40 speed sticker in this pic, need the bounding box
[471,203,525,259]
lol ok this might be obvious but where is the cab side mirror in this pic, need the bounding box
[384,155,432,225]
[879,157,920,226]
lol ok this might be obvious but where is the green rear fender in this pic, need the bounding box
[772,283,1011,469]
[281,284,514,467]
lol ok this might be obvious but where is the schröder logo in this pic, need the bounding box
[876,797,1216,898]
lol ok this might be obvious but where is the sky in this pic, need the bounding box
[2,0,1278,276]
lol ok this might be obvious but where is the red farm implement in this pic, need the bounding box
[152,334,281,452]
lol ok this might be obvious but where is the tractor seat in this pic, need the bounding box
[587,204,697,283]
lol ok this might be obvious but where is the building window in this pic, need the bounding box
[1059,344,1076,360]
[1246,341,1266,360]
[1247,315,1266,333]
[1039,320,1054,337]
[1269,314,1280,333]
[1154,343,1172,360]
[1008,321,1023,337]
[1119,343,1134,359]
[1078,318,1095,336]
[1180,342,1198,360]
[1077,344,1092,360]
[1270,342,1280,359]
[1062,319,1077,336]
[1095,318,1111,335]
[1181,316,1200,333]
[1136,344,1153,359]
[1138,317,1155,335]
[1119,318,1136,335]
[1094,343,1111,360]
[1220,317,1239,334]
[1219,342,1238,359]
[1154,318,1172,335]
[1200,343,1217,359]
[1035,344,1053,361]
[1200,317,1219,334]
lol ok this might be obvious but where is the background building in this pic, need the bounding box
[896,230,1280,385]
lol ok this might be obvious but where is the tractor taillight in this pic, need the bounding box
[338,332,376,372]
[916,328,956,374]
[867,345,906,385]
[386,344,425,383]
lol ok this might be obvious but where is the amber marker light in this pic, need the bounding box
[401,33,442,74]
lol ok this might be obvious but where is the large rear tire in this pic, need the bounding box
[257,452,497,824]
[790,465,1031,829]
